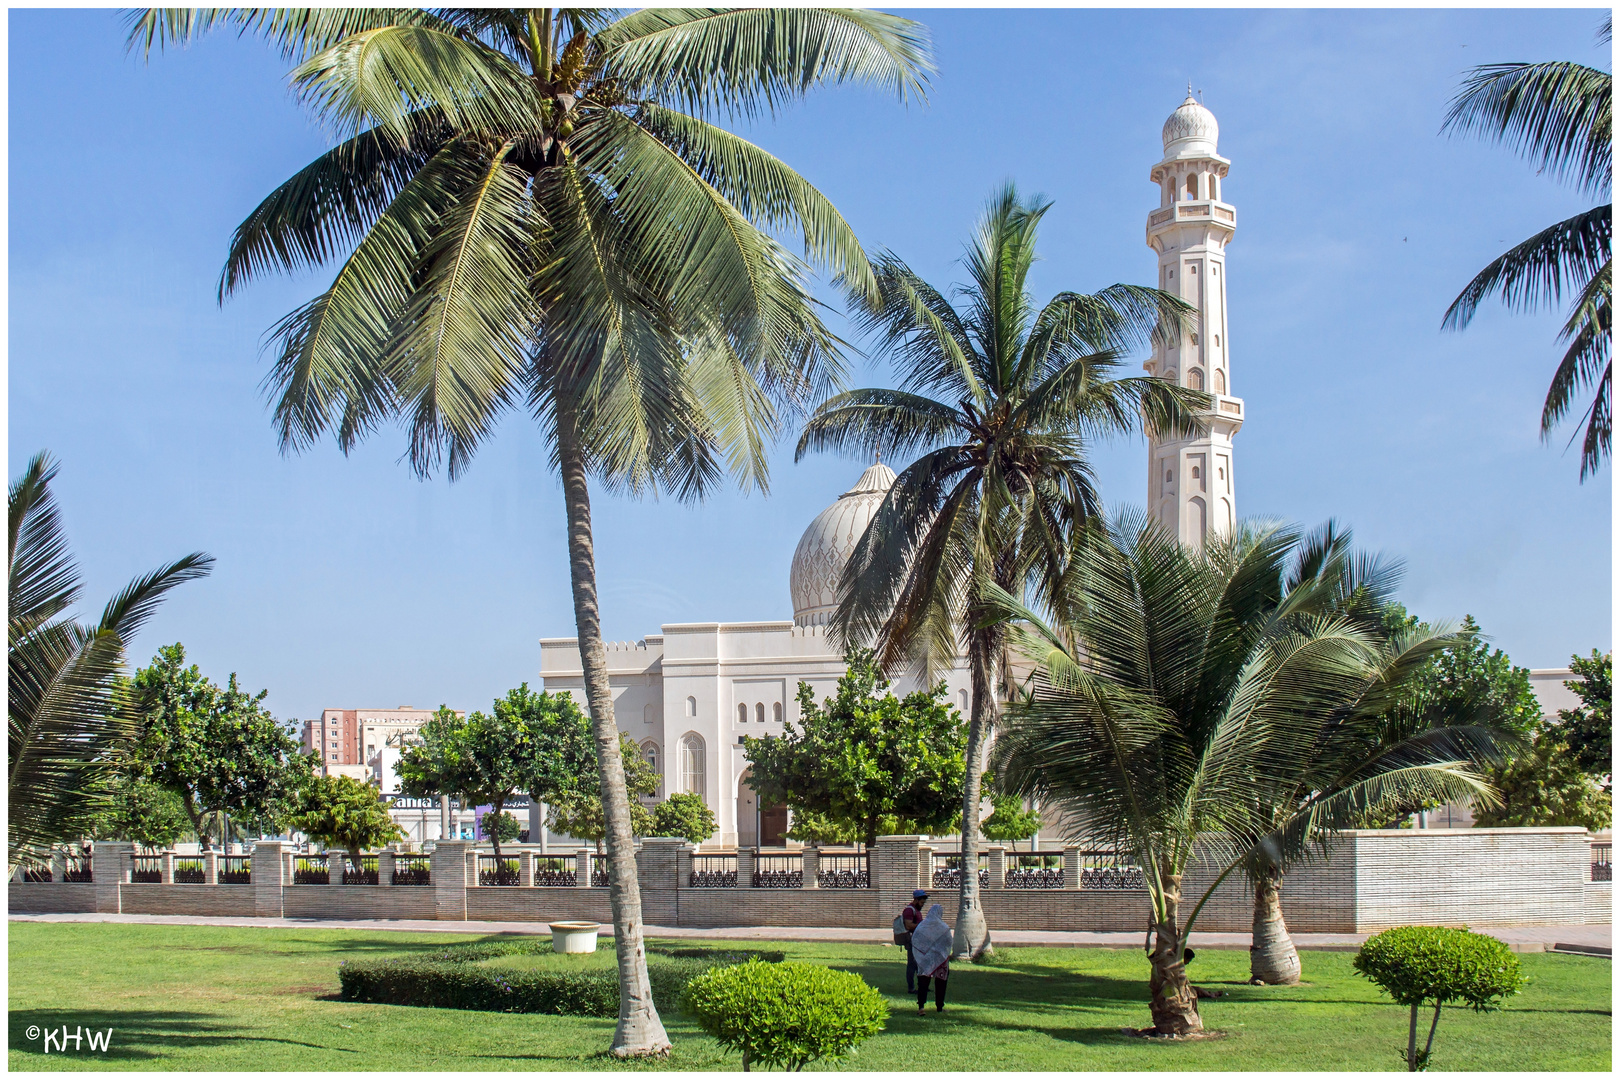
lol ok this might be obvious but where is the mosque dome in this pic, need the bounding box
[789,462,896,626]
[1161,93,1219,159]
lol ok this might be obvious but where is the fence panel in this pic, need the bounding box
[131,856,164,883]
[392,853,432,886]
[590,854,610,888]
[752,851,803,888]
[343,855,380,886]
[478,854,519,887]
[817,851,870,889]
[61,855,93,883]
[293,856,329,885]
[1594,842,1612,882]
[533,855,575,887]
[1077,850,1146,890]
[689,853,738,888]
[1005,852,1065,889]
[218,856,251,884]
[174,858,205,884]
[931,852,988,890]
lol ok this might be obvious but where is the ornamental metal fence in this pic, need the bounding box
[392,854,432,885]
[590,854,610,888]
[61,855,93,883]
[174,858,205,884]
[816,851,869,889]
[689,853,738,888]
[1593,842,1612,882]
[131,856,164,883]
[343,855,380,885]
[1077,850,1146,890]
[752,851,803,888]
[293,856,329,884]
[931,852,988,890]
[219,856,252,884]
[1004,852,1065,889]
[533,855,575,887]
[478,854,519,887]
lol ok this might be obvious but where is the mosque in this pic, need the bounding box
[538,94,1240,849]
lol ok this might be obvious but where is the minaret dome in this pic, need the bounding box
[1161,93,1220,159]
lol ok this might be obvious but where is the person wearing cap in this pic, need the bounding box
[900,889,928,993]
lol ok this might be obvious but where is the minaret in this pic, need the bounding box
[1144,92,1243,547]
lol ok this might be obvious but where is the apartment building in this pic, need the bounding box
[301,707,463,782]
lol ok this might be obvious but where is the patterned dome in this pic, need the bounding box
[789,463,896,626]
[1161,93,1219,158]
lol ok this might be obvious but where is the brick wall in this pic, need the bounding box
[282,885,438,921]
[121,885,256,917]
[11,829,1603,933]
[8,882,96,913]
[466,888,613,924]
[1348,828,1588,930]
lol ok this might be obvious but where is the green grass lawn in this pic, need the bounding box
[8,921,1610,1071]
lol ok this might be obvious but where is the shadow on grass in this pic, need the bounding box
[8,1009,363,1062]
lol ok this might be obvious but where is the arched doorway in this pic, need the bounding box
[759,802,788,848]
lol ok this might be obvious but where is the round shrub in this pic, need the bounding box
[680,959,887,1072]
[1353,926,1525,1070]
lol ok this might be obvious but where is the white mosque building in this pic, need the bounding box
[539,94,1241,848]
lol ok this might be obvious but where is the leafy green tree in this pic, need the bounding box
[8,452,212,871]
[481,809,524,849]
[744,648,966,849]
[548,735,659,848]
[991,514,1494,1035]
[132,7,932,1057]
[125,644,310,853]
[1442,17,1612,478]
[981,792,1042,845]
[497,684,596,812]
[651,792,717,845]
[93,776,193,851]
[1559,649,1611,783]
[396,705,529,861]
[287,773,405,874]
[1471,723,1612,830]
[795,184,1203,957]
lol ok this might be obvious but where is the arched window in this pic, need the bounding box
[1185,174,1198,200]
[643,703,657,726]
[772,702,783,723]
[1188,368,1204,390]
[755,702,766,724]
[685,696,697,718]
[958,688,970,713]
[680,733,707,803]
[737,703,748,725]
[1214,369,1227,394]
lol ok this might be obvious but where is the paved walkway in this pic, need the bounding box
[11,912,1608,953]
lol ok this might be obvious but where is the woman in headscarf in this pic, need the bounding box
[908,903,953,1014]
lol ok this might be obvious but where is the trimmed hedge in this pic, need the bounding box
[337,940,781,1018]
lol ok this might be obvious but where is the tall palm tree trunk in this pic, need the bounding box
[1249,869,1301,985]
[952,644,993,959]
[1147,869,1203,1035]
[557,410,669,1057]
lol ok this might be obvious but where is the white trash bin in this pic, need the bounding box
[548,921,601,954]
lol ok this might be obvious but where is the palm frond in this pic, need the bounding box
[1443,204,1612,329]
[1443,59,1612,198]
[598,7,933,120]
[795,388,962,463]
[290,24,538,143]
[124,8,447,62]
[8,452,80,632]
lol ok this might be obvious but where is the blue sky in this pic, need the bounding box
[9,7,1611,722]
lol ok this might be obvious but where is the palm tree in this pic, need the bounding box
[9,452,212,871]
[988,513,1496,1035]
[1443,16,1612,480]
[1217,526,1516,986]
[130,7,931,1056]
[796,184,1205,958]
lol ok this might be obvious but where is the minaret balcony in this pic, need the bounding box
[1147,201,1237,228]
